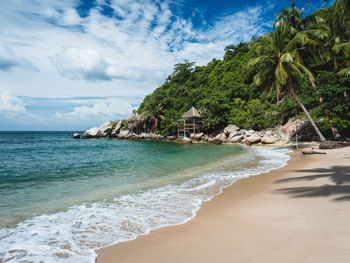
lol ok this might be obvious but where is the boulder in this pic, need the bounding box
[180,137,192,144]
[119,130,130,138]
[246,134,261,144]
[262,136,276,144]
[82,127,100,139]
[73,133,81,139]
[281,118,318,141]
[208,138,222,144]
[246,130,255,137]
[214,133,227,142]
[98,121,114,137]
[224,125,240,135]
[228,131,241,140]
[190,133,195,139]
[229,135,244,143]
[194,133,204,140]
[111,121,122,136]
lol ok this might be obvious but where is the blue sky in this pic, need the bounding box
[0,0,332,130]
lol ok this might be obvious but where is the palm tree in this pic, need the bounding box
[249,22,326,141]
[276,2,343,139]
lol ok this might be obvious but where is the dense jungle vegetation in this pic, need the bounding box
[138,1,350,139]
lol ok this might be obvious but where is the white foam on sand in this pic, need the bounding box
[0,146,290,263]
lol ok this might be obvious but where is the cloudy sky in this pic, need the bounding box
[0,0,332,130]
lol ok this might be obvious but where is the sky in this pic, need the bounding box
[0,0,333,130]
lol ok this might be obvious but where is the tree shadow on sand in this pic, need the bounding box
[275,166,350,201]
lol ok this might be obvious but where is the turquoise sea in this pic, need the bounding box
[0,131,290,262]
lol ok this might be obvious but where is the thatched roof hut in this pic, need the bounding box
[181,107,201,119]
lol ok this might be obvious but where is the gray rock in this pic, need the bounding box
[98,121,114,137]
[73,133,81,139]
[194,133,204,140]
[111,121,122,136]
[214,133,227,142]
[228,131,241,140]
[262,136,276,144]
[229,135,244,143]
[224,125,240,135]
[246,130,255,137]
[208,138,222,144]
[180,137,192,144]
[82,127,100,139]
[246,134,261,144]
[119,130,130,137]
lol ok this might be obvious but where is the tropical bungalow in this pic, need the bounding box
[177,107,203,137]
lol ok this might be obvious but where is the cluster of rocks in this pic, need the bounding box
[76,117,321,146]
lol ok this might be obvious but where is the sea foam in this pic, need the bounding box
[0,146,290,263]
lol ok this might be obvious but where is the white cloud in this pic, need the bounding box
[0,90,27,114]
[0,44,38,72]
[51,46,143,81]
[0,0,273,129]
[55,97,135,120]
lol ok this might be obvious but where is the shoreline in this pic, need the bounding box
[96,146,350,263]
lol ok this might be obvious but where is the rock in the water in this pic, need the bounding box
[98,121,114,137]
[228,131,241,140]
[180,137,192,144]
[111,121,122,137]
[194,133,204,140]
[82,127,100,139]
[262,136,276,144]
[73,133,81,139]
[208,138,222,144]
[246,134,261,144]
[224,125,240,135]
[319,141,350,149]
[119,130,130,138]
[190,133,195,139]
[229,135,244,143]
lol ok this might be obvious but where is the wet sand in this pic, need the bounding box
[97,147,350,263]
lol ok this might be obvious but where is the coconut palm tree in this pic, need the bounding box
[249,22,326,141]
[276,2,343,139]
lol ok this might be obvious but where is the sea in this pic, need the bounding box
[0,131,290,262]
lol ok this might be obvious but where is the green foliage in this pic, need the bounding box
[137,2,350,138]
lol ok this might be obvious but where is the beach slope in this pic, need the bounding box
[97,147,350,263]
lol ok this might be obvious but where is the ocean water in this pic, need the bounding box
[0,131,290,262]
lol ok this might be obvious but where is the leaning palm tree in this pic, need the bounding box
[249,22,326,141]
[276,2,343,139]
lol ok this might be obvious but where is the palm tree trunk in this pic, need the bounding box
[307,76,340,140]
[294,95,326,142]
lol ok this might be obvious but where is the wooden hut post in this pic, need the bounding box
[193,118,195,134]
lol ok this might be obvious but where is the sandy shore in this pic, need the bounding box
[97,146,350,263]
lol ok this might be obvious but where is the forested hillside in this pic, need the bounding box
[138,1,350,139]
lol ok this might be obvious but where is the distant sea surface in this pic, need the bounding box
[0,131,290,262]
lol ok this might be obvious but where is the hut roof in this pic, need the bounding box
[182,107,201,118]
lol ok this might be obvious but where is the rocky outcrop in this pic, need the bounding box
[73,133,81,139]
[99,121,114,137]
[261,135,276,144]
[214,133,227,142]
[246,134,262,144]
[82,127,100,139]
[229,135,244,143]
[111,121,122,137]
[280,118,318,141]
[224,125,240,135]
